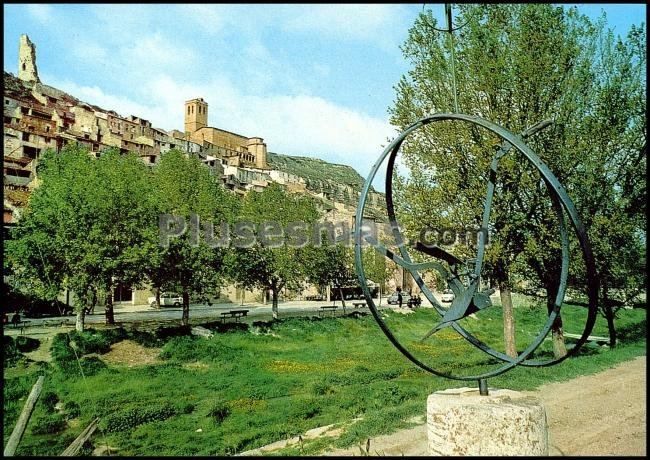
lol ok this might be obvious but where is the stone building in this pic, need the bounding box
[184,98,268,169]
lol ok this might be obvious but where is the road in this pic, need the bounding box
[10,296,446,331]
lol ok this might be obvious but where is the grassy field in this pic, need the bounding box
[3,301,646,456]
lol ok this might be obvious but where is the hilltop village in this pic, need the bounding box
[4,34,389,305]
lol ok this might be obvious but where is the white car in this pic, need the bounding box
[148,292,182,308]
[441,289,455,303]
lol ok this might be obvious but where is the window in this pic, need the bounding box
[24,146,40,159]
[188,106,191,115]
[22,132,30,141]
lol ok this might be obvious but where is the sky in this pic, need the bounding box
[3,3,647,183]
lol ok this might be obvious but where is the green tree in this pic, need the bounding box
[562,24,646,346]
[388,4,645,356]
[303,243,354,307]
[229,183,320,319]
[90,148,159,325]
[6,144,155,331]
[151,149,236,326]
[361,246,392,305]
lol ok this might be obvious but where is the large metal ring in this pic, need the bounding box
[354,113,599,381]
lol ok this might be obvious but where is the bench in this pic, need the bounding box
[318,305,338,317]
[352,301,367,308]
[220,309,249,323]
[43,318,73,328]
[564,332,609,344]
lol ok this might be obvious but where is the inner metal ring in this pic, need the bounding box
[354,113,598,381]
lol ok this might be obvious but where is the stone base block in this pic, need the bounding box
[427,387,548,456]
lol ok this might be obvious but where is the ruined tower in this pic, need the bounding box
[184,98,208,135]
[18,34,40,83]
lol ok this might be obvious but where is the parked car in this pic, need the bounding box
[23,299,74,318]
[148,292,182,308]
[387,291,411,305]
[441,289,455,303]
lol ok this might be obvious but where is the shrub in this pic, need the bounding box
[51,331,111,373]
[312,381,335,396]
[15,336,40,353]
[180,402,195,414]
[155,325,191,340]
[40,390,59,411]
[30,413,67,435]
[99,403,178,433]
[98,327,129,344]
[208,400,231,425]
[127,329,162,348]
[63,401,81,420]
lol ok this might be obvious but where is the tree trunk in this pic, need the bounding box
[499,283,517,358]
[75,308,85,332]
[378,284,382,306]
[271,288,279,320]
[155,286,161,309]
[602,281,617,347]
[181,290,190,326]
[547,281,567,359]
[90,289,97,315]
[338,286,346,308]
[326,284,331,302]
[495,260,517,358]
[104,288,115,325]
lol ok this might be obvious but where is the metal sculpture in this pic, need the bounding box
[354,113,599,391]
[354,5,599,392]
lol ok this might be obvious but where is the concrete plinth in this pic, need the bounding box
[427,387,548,456]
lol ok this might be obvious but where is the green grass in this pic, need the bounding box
[3,302,646,456]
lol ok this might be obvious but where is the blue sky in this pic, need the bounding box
[3,4,647,181]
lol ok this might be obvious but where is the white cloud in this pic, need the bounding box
[46,72,396,176]
[281,4,405,46]
[46,77,153,120]
[71,42,108,63]
[26,4,53,24]
[175,4,228,35]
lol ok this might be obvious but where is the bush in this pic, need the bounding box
[63,401,81,420]
[127,329,162,348]
[155,325,191,340]
[30,413,67,435]
[40,391,59,411]
[208,400,231,425]
[290,398,321,420]
[99,403,178,433]
[15,336,40,353]
[312,381,335,396]
[98,327,129,344]
[51,331,111,373]
[180,402,196,414]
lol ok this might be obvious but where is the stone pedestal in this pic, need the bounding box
[427,387,548,456]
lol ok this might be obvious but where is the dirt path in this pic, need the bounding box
[323,355,646,456]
